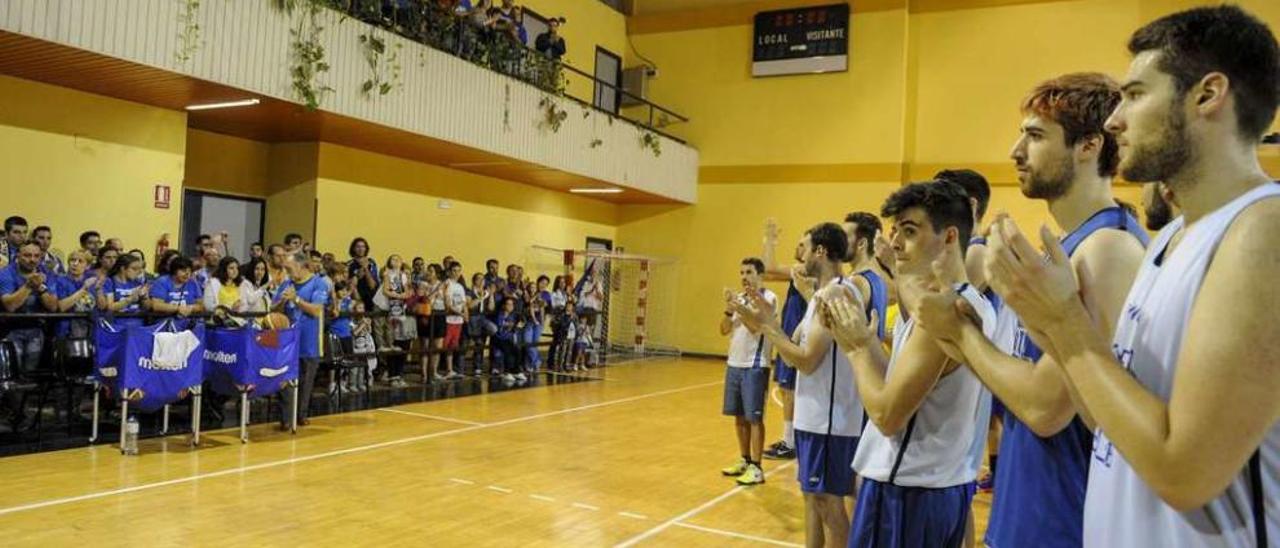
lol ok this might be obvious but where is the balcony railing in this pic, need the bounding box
[313,0,689,142]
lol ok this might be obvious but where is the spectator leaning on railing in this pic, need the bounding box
[535,16,566,61]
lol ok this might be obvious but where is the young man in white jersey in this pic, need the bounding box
[823,181,997,548]
[733,223,862,548]
[984,6,1280,546]
[914,73,1149,548]
[719,257,778,486]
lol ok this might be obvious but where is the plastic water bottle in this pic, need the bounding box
[123,416,139,456]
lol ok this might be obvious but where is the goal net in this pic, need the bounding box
[528,245,681,363]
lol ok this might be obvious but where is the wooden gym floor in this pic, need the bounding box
[0,357,991,547]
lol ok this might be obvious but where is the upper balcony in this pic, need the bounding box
[0,0,697,204]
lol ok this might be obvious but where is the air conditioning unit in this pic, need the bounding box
[621,66,654,107]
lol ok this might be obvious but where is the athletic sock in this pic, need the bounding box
[783,421,795,448]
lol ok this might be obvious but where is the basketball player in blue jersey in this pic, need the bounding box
[840,212,888,343]
[913,73,1149,548]
[733,223,863,548]
[761,219,811,460]
[983,6,1280,546]
[824,180,998,548]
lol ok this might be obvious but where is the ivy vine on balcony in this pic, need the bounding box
[175,0,202,64]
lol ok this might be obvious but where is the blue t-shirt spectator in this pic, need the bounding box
[292,275,330,359]
[495,310,518,341]
[102,277,146,313]
[53,274,97,336]
[329,296,353,339]
[0,264,44,313]
[149,275,203,306]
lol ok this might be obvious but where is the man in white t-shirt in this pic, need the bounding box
[719,257,777,486]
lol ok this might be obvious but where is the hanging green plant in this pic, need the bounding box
[640,132,662,157]
[175,0,202,64]
[359,30,402,96]
[503,84,512,132]
[537,95,568,133]
[286,0,335,109]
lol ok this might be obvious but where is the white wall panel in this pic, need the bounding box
[1,0,696,203]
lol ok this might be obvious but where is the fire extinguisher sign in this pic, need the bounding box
[154,184,171,209]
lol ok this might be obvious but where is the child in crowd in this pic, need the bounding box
[493,297,523,383]
[349,299,376,391]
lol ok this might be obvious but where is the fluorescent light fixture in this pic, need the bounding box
[570,188,623,194]
[448,161,511,168]
[185,98,261,111]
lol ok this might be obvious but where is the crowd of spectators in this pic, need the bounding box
[0,215,608,420]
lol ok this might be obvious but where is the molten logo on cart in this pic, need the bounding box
[137,356,187,371]
[204,350,237,365]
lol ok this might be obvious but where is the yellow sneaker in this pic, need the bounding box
[736,463,765,485]
[721,457,748,476]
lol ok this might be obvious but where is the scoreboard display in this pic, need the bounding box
[752,3,850,77]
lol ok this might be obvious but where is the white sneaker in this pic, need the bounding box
[447,371,464,380]
[501,373,516,383]
[514,373,527,383]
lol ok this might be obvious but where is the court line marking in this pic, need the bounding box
[530,494,556,502]
[572,502,600,511]
[448,478,475,485]
[618,511,649,520]
[671,522,801,547]
[376,408,486,426]
[0,379,723,518]
[614,460,796,548]
[487,486,513,494]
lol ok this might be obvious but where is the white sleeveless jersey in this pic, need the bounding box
[852,284,997,488]
[1085,184,1280,547]
[793,277,866,438]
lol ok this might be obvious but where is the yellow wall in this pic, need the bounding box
[618,182,901,354]
[312,143,617,269]
[0,75,185,258]
[184,129,271,198]
[630,8,908,166]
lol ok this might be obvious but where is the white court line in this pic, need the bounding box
[614,460,796,548]
[448,478,475,485]
[377,408,486,426]
[572,502,600,511]
[487,486,514,494]
[0,379,723,517]
[618,511,649,520]
[672,522,802,547]
[530,494,556,502]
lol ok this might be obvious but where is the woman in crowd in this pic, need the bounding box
[203,256,245,312]
[239,257,270,313]
[92,247,119,281]
[125,249,155,282]
[100,253,148,326]
[54,250,99,338]
[148,256,204,316]
[548,275,569,370]
[421,263,450,381]
[346,237,379,312]
[466,272,495,376]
